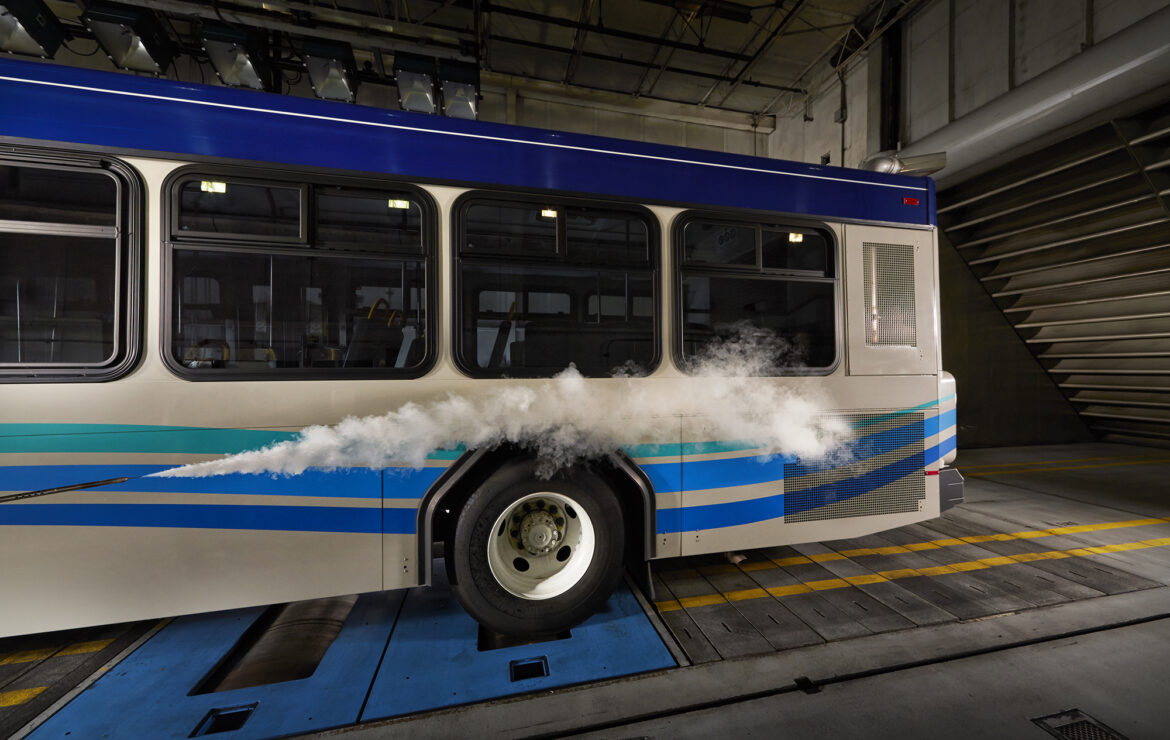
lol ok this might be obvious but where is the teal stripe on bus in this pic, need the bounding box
[0,424,464,461]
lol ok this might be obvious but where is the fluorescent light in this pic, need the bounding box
[387,199,411,209]
[541,209,557,219]
[394,53,436,114]
[200,181,226,193]
[439,59,479,120]
[202,22,267,90]
[0,1,64,57]
[84,2,176,75]
[302,38,357,103]
[789,233,803,243]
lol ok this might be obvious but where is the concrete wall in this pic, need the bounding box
[769,59,871,168]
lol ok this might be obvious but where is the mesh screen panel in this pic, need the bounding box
[863,242,917,346]
[784,412,925,523]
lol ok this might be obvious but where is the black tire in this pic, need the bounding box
[449,459,626,635]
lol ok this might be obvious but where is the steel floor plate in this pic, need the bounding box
[23,576,675,739]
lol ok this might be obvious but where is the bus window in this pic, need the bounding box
[678,216,837,374]
[456,195,658,378]
[177,179,303,240]
[166,171,433,378]
[0,157,138,380]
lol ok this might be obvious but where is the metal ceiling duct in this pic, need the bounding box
[897,5,1170,187]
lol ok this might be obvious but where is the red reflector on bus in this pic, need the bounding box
[903,197,920,206]
[925,470,940,476]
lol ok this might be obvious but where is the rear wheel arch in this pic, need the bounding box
[416,446,656,590]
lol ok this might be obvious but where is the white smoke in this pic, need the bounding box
[154,328,851,478]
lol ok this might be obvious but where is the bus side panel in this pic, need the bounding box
[0,435,385,638]
[676,398,945,558]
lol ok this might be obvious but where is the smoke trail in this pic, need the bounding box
[154,328,850,478]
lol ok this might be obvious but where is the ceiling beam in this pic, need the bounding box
[482,71,776,133]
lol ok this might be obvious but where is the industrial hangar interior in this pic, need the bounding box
[1,0,1170,738]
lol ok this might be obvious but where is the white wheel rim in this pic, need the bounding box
[486,491,596,600]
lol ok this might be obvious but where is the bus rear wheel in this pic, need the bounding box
[449,460,626,636]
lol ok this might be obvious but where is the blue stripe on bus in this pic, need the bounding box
[0,57,933,227]
[0,465,444,499]
[662,450,927,533]
[644,412,936,494]
[0,503,399,534]
[925,435,957,466]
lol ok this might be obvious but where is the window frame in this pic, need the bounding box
[452,190,661,379]
[672,210,842,377]
[161,165,437,381]
[170,174,308,244]
[0,149,143,383]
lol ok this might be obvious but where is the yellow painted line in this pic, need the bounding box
[0,648,56,666]
[967,458,1170,476]
[657,599,682,612]
[766,584,812,597]
[0,686,48,708]
[0,638,114,666]
[877,568,921,580]
[677,593,728,609]
[806,578,850,591]
[725,587,769,601]
[739,560,778,572]
[655,534,1170,612]
[808,552,847,563]
[845,573,888,585]
[57,638,114,657]
[904,542,941,551]
[770,555,812,567]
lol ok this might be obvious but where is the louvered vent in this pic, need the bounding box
[863,243,918,346]
[784,412,925,523]
[939,96,1170,448]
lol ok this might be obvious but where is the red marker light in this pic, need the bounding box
[903,197,920,206]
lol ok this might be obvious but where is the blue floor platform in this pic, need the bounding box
[28,575,676,739]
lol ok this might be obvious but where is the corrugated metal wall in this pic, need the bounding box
[939,98,1170,447]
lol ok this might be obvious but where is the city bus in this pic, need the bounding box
[0,55,960,637]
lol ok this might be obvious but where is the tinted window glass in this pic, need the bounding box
[464,203,557,256]
[762,229,832,275]
[566,208,648,263]
[0,233,118,364]
[316,189,423,252]
[172,250,426,371]
[178,179,301,238]
[461,263,654,376]
[0,165,117,227]
[682,222,755,266]
[678,217,837,373]
[681,275,835,368]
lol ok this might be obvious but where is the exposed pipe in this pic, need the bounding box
[897,5,1170,187]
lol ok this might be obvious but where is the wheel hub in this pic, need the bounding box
[518,509,561,555]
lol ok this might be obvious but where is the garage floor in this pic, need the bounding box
[314,443,1170,739]
[3,442,1169,739]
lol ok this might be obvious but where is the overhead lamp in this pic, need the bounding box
[83,1,176,75]
[201,22,268,91]
[0,0,64,57]
[439,59,479,120]
[393,53,436,114]
[302,37,357,103]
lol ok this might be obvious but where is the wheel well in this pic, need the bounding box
[417,445,656,587]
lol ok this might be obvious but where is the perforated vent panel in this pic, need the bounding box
[784,412,925,523]
[863,242,917,346]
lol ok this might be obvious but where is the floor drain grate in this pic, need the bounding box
[1033,709,1128,740]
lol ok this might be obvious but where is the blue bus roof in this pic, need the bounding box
[0,57,935,227]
